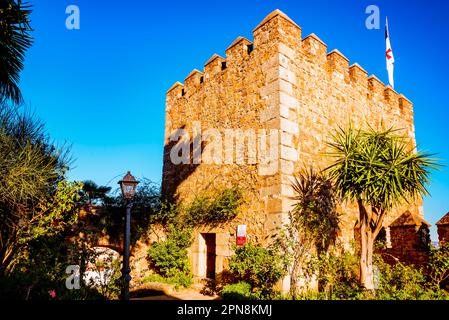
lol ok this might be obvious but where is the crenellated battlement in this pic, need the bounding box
[384,85,399,104]
[349,63,368,85]
[326,49,350,82]
[166,9,412,115]
[204,54,225,79]
[166,81,183,99]
[225,36,253,54]
[302,33,327,62]
[368,74,385,101]
[183,69,203,96]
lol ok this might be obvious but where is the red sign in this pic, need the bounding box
[236,225,247,246]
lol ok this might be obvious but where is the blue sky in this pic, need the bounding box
[19,0,449,239]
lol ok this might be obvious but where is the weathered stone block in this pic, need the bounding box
[280,145,298,161]
[280,118,299,135]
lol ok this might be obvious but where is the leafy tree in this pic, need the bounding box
[0,0,33,105]
[0,1,113,300]
[427,243,449,290]
[97,179,162,244]
[326,125,438,290]
[0,180,91,300]
[0,108,70,274]
[80,180,111,206]
[374,255,448,300]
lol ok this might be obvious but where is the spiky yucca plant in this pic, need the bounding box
[326,125,438,290]
[291,168,340,253]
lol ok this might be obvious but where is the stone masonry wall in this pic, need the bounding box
[384,225,431,266]
[162,10,423,285]
[438,225,449,247]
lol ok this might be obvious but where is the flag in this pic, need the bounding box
[385,17,395,88]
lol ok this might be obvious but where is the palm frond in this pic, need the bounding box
[0,0,33,105]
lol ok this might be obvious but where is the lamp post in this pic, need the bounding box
[118,171,139,301]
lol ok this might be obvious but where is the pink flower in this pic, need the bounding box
[48,290,57,299]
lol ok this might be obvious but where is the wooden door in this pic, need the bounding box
[204,233,216,279]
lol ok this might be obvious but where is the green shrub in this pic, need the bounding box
[302,248,364,300]
[170,272,193,288]
[147,225,193,287]
[142,273,192,289]
[221,282,252,300]
[184,187,242,226]
[298,251,449,300]
[228,243,286,298]
[208,187,243,223]
[428,243,449,290]
[183,195,208,226]
[375,256,448,300]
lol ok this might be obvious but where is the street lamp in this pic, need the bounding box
[118,171,139,300]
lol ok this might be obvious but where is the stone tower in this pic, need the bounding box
[162,10,423,289]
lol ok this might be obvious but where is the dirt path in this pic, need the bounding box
[130,282,220,300]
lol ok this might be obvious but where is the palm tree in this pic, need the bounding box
[81,180,112,206]
[326,125,438,290]
[0,0,33,105]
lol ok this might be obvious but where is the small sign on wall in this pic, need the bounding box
[236,225,247,246]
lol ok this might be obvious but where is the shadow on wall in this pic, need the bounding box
[161,124,208,201]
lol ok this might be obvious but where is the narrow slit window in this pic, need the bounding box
[247,44,254,54]
[221,61,227,70]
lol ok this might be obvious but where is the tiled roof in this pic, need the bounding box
[436,212,449,226]
[389,210,430,228]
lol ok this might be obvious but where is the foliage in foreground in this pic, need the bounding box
[0,2,124,300]
[142,273,192,290]
[296,249,449,300]
[220,242,449,300]
[0,175,123,300]
[221,282,253,300]
[375,256,447,300]
[227,243,288,299]
[427,243,449,290]
[147,224,193,288]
